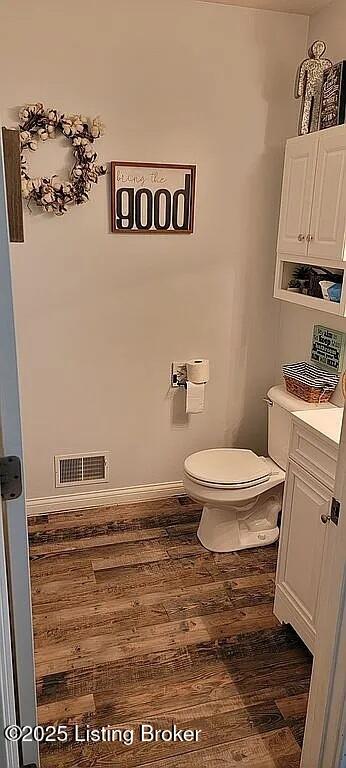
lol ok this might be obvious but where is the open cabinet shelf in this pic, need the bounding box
[274,256,346,315]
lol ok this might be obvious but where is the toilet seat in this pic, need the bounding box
[184,449,271,490]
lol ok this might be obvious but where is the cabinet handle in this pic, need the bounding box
[321,514,331,525]
[298,234,305,241]
[307,234,314,242]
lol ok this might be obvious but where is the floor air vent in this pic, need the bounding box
[55,453,109,487]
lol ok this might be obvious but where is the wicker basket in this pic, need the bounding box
[282,361,339,404]
[283,376,334,403]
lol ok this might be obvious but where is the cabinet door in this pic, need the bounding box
[277,134,318,257]
[309,125,346,261]
[275,460,330,650]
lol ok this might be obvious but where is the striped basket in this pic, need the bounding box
[282,362,339,403]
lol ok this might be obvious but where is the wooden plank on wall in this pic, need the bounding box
[2,128,24,243]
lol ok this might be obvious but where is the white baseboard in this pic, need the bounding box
[26,481,185,516]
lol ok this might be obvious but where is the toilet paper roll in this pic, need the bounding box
[186,381,205,413]
[186,359,209,384]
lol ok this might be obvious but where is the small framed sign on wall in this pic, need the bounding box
[111,162,196,234]
[311,325,346,374]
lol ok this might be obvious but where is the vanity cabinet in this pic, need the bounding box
[274,419,338,653]
[274,124,346,315]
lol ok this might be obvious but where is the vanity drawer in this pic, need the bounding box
[290,422,338,491]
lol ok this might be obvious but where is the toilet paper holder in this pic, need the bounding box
[171,362,187,388]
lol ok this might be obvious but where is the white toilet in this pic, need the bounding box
[183,384,327,553]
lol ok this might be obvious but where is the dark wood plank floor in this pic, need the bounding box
[28,496,312,768]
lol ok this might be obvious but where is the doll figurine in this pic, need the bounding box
[295,41,332,134]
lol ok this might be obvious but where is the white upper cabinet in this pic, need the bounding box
[277,134,318,258]
[277,125,346,262]
[309,126,346,261]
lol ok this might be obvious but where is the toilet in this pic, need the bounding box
[183,384,327,553]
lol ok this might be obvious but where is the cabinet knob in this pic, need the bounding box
[321,514,331,525]
[307,234,314,242]
[298,234,305,241]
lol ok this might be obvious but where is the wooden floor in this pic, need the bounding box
[28,496,312,768]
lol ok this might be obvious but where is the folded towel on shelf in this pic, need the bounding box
[319,280,342,303]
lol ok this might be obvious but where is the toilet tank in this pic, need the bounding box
[266,385,332,471]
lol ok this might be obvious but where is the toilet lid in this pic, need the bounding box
[184,449,271,488]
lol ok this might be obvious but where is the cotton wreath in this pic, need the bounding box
[19,102,107,215]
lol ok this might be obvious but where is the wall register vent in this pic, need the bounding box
[55,453,109,487]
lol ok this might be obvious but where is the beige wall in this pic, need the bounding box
[309,0,346,61]
[277,306,346,407]
[276,0,346,408]
[0,0,307,500]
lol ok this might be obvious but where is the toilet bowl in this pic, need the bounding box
[183,384,332,553]
[183,450,284,552]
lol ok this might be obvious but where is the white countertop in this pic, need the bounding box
[293,406,344,447]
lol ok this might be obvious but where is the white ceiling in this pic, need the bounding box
[197,0,332,15]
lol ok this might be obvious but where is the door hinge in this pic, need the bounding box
[331,497,340,527]
[0,456,22,500]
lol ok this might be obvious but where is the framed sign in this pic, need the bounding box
[311,325,346,374]
[111,162,196,234]
[320,61,346,131]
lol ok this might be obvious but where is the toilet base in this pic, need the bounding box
[197,515,279,553]
[196,484,282,553]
